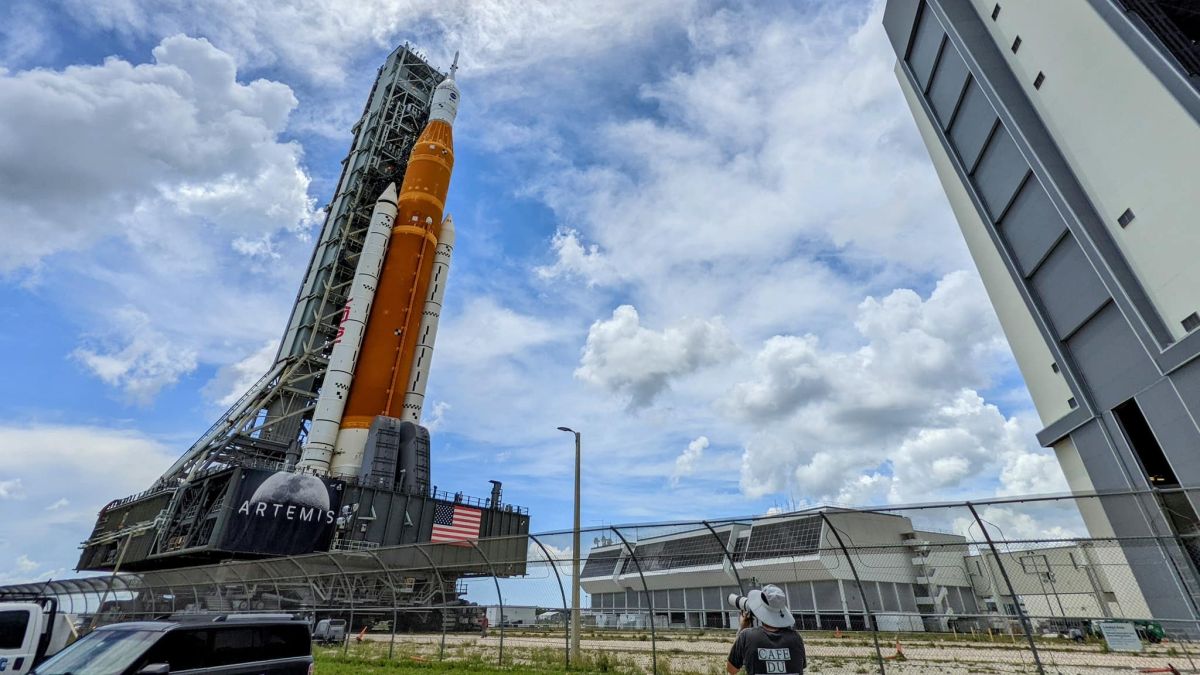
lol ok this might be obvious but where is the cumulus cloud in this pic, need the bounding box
[57,0,699,84]
[0,424,176,583]
[73,307,200,404]
[728,272,1061,504]
[0,34,313,273]
[725,335,829,423]
[536,228,619,287]
[0,35,318,402]
[532,2,966,299]
[577,305,736,408]
[671,436,709,486]
[0,479,24,499]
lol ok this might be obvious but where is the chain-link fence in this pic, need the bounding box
[8,488,1200,673]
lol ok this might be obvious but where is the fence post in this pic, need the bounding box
[818,512,885,675]
[611,527,658,675]
[322,553,356,655]
[529,534,572,669]
[701,520,747,596]
[283,556,316,621]
[365,551,402,660]
[467,540,506,666]
[966,502,1045,675]
[411,544,450,660]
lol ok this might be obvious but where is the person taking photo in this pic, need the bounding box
[726,585,806,674]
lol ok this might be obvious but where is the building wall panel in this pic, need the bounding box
[1067,303,1158,410]
[998,177,1066,275]
[1031,236,1110,337]
[971,126,1030,219]
[928,44,971,126]
[909,5,947,89]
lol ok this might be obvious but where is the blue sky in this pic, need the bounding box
[0,0,1073,583]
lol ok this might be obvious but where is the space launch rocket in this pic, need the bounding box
[298,56,460,478]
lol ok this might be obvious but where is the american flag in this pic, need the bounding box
[430,503,482,544]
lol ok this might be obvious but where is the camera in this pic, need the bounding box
[728,593,750,612]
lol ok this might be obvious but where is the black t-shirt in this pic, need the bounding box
[727,626,806,674]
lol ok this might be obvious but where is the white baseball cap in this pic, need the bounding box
[747,584,795,628]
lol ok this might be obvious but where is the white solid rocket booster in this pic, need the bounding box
[400,215,454,423]
[297,183,398,472]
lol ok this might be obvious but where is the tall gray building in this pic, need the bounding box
[883,0,1200,621]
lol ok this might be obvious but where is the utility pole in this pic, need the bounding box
[558,426,582,665]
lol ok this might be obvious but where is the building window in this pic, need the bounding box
[991,4,1001,20]
[1118,208,1136,227]
[1067,397,1077,408]
[1034,72,1045,89]
[1183,312,1200,333]
[1012,36,1022,53]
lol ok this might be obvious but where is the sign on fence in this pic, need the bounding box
[1098,622,1143,653]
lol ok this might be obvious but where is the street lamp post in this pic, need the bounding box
[557,426,582,665]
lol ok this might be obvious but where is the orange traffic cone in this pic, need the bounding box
[885,638,907,661]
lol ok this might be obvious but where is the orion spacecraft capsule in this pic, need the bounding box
[298,55,460,478]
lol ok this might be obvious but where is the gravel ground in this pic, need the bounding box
[357,631,1200,674]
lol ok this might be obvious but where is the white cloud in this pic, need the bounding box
[957,504,1085,543]
[671,436,709,486]
[423,401,451,433]
[203,340,277,409]
[998,448,1070,497]
[72,307,200,404]
[0,424,176,583]
[58,0,699,84]
[577,305,736,408]
[725,272,1044,504]
[531,2,966,300]
[536,229,619,287]
[0,35,317,403]
[0,479,24,499]
[0,35,312,273]
[440,297,564,367]
[725,335,829,423]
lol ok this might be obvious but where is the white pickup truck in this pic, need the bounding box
[0,598,78,674]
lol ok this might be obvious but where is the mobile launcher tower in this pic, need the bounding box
[77,46,529,586]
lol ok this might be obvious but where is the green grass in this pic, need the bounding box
[314,642,659,674]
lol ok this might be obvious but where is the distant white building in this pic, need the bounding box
[581,508,1149,632]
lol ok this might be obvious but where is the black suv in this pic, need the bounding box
[32,614,313,674]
